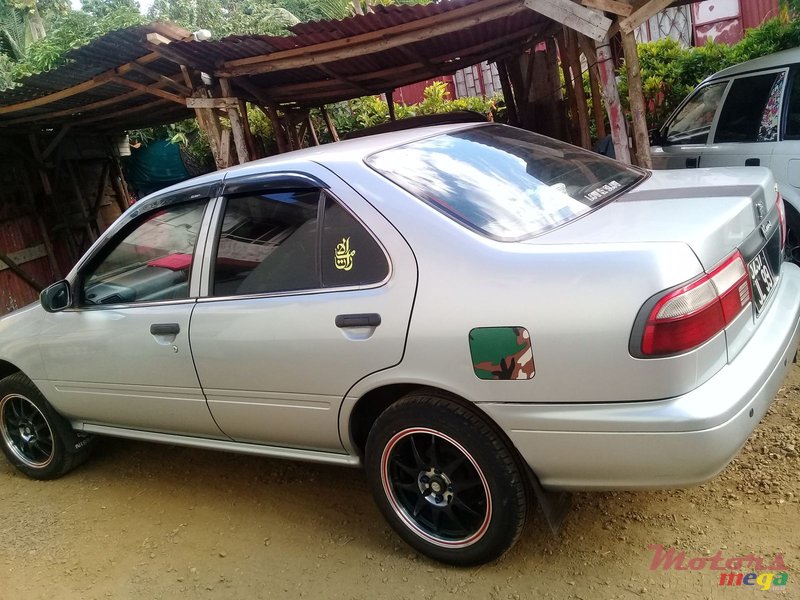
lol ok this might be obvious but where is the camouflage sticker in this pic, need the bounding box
[334,236,355,271]
[469,327,535,380]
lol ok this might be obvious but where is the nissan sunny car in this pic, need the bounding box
[1,123,799,565]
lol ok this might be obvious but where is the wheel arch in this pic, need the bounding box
[0,359,22,382]
[345,383,522,462]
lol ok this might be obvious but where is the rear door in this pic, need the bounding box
[700,69,788,170]
[188,167,417,452]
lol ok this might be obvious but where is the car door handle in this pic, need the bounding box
[335,313,381,328]
[745,158,760,166]
[686,157,699,168]
[150,323,180,336]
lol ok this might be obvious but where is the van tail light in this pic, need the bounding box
[640,251,751,357]
[776,192,786,250]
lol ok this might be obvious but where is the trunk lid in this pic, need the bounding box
[537,167,778,271]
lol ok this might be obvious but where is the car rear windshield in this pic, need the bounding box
[366,124,645,241]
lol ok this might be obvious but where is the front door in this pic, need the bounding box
[651,80,728,170]
[188,169,417,452]
[39,197,224,437]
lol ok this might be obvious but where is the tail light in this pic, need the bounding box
[776,191,786,250]
[640,251,751,356]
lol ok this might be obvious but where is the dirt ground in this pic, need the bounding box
[1,364,798,600]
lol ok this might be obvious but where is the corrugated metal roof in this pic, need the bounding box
[0,0,553,127]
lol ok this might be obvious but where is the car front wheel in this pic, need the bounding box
[365,390,528,565]
[0,373,92,480]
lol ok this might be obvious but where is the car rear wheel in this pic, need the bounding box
[365,390,528,565]
[0,373,92,480]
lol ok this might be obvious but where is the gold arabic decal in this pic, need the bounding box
[334,236,356,271]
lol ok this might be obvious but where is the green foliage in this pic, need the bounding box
[147,0,299,36]
[620,16,800,130]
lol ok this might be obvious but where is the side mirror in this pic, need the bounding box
[40,280,72,313]
[649,128,665,146]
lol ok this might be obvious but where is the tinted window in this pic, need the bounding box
[715,72,786,143]
[321,195,388,287]
[82,201,207,305]
[367,124,644,241]
[213,190,320,296]
[665,82,727,145]
[786,71,800,138]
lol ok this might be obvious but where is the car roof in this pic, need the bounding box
[704,47,800,82]
[143,122,486,203]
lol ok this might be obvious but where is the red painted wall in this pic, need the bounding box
[394,75,457,105]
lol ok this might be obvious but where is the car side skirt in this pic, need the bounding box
[77,423,362,467]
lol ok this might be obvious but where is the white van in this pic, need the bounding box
[651,47,800,262]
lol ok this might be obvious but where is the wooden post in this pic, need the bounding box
[66,160,97,244]
[262,104,289,153]
[564,28,591,149]
[578,34,607,141]
[555,31,580,145]
[386,90,397,122]
[238,100,260,159]
[595,35,631,163]
[320,106,340,142]
[495,61,519,127]
[90,161,111,234]
[620,28,652,168]
[219,78,251,165]
[35,215,60,280]
[307,115,320,146]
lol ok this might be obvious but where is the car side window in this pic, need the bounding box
[714,71,786,143]
[82,201,208,305]
[665,82,727,145]
[321,195,389,288]
[785,71,800,139]
[211,189,388,296]
[213,190,320,296]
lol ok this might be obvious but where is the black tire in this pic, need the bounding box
[365,389,528,566]
[0,373,93,480]
[785,205,800,265]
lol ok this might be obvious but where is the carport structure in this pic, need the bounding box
[0,0,679,313]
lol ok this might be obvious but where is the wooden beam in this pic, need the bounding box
[72,99,173,125]
[0,52,163,116]
[128,62,191,95]
[316,64,372,95]
[0,251,43,292]
[261,104,289,153]
[619,0,673,33]
[580,0,632,16]
[620,28,652,167]
[112,77,187,105]
[0,244,48,273]
[42,125,71,160]
[523,0,611,42]
[220,0,529,77]
[186,97,239,109]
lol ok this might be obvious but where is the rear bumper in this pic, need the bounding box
[480,263,800,491]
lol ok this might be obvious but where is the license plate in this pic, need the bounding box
[748,249,775,314]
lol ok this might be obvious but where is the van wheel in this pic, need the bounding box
[786,207,800,265]
[365,390,528,565]
[0,373,92,480]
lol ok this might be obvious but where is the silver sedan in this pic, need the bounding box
[1,123,798,565]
